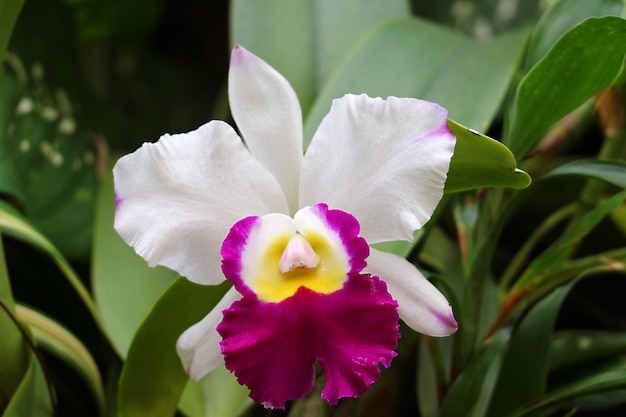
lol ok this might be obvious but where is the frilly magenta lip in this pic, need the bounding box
[218,274,399,409]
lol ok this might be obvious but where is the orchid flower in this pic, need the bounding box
[113,45,457,409]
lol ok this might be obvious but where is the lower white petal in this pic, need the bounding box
[365,249,457,337]
[176,286,241,381]
[300,94,455,243]
[113,120,289,285]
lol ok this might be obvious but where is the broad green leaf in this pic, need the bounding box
[0,233,28,406]
[0,200,103,331]
[231,0,317,113]
[304,18,527,144]
[92,169,175,357]
[422,29,528,132]
[439,330,509,417]
[2,0,102,259]
[1,354,52,417]
[0,63,98,259]
[15,304,104,411]
[542,159,626,188]
[446,120,531,192]
[525,0,624,69]
[312,0,409,87]
[505,16,626,158]
[231,0,409,113]
[166,359,252,417]
[515,189,626,290]
[118,277,229,417]
[486,281,576,417]
[0,0,24,64]
[195,365,251,417]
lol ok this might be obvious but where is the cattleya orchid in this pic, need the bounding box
[113,45,458,409]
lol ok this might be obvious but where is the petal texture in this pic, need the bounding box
[366,249,457,337]
[176,286,241,381]
[217,274,399,409]
[300,94,456,243]
[114,120,289,285]
[229,45,303,213]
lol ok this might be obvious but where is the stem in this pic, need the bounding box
[499,203,576,292]
[456,188,509,367]
[571,89,626,222]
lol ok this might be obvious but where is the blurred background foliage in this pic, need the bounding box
[1,0,625,416]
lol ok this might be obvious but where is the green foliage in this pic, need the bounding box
[486,283,576,417]
[0,0,24,65]
[303,17,527,144]
[1,355,52,417]
[1,0,626,416]
[117,278,231,417]
[505,16,626,157]
[92,170,176,357]
[447,120,531,192]
[0,235,28,409]
[232,0,410,114]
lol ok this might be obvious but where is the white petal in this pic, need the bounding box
[300,94,455,243]
[229,45,303,214]
[365,249,457,337]
[176,286,240,381]
[113,120,289,285]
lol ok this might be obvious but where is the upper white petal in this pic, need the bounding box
[365,249,457,337]
[113,120,289,285]
[229,45,303,214]
[176,286,240,381]
[300,94,455,243]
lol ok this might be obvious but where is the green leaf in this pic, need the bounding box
[417,336,439,417]
[231,0,409,113]
[0,200,103,331]
[92,169,176,357]
[505,16,626,158]
[0,64,98,259]
[0,0,24,64]
[542,159,626,188]
[439,330,509,417]
[0,234,28,407]
[446,120,531,192]
[515,189,626,290]
[486,281,576,417]
[15,304,104,411]
[118,277,229,417]
[186,365,251,417]
[1,354,52,417]
[311,0,409,87]
[231,0,315,111]
[550,330,626,373]
[525,0,624,69]
[509,363,626,417]
[304,18,527,145]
